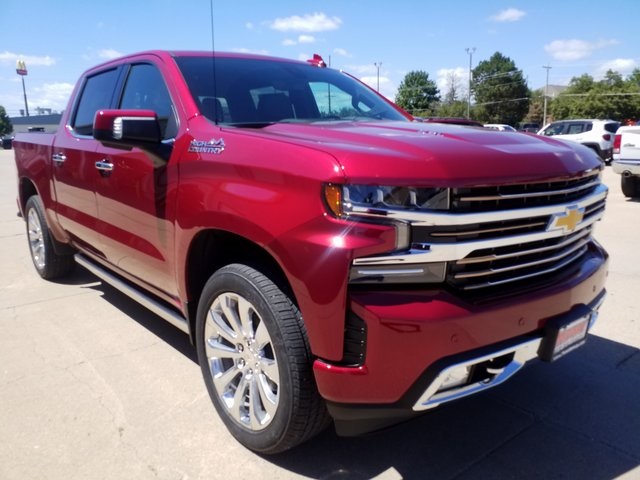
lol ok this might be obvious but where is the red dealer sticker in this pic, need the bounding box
[538,307,592,362]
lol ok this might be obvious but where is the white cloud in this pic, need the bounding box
[597,58,638,77]
[29,82,75,112]
[343,64,377,76]
[98,49,123,60]
[231,47,269,55]
[489,8,526,22]
[245,22,254,30]
[360,75,390,89]
[284,35,316,46]
[298,35,316,44]
[544,39,618,61]
[0,51,55,67]
[333,48,351,58]
[270,12,342,32]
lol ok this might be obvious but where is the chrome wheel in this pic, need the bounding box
[204,291,279,431]
[27,207,46,270]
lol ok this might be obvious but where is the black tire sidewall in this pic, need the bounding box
[24,195,74,279]
[195,264,300,453]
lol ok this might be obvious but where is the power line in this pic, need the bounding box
[475,97,530,106]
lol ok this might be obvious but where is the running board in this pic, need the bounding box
[74,254,190,335]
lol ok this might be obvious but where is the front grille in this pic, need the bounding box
[412,197,605,245]
[448,227,592,291]
[451,172,600,213]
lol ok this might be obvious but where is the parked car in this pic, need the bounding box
[537,119,620,164]
[612,125,640,197]
[484,124,517,132]
[518,122,540,133]
[2,135,13,149]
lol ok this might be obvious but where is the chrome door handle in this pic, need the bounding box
[52,153,66,166]
[95,159,114,172]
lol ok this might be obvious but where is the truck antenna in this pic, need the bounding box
[209,0,219,124]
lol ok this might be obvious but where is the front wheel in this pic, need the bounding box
[195,264,329,454]
[25,195,75,279]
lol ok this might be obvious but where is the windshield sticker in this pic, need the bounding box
[188,138,225,154]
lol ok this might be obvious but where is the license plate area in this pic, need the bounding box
[538,305,592,362]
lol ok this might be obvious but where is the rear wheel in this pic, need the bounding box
[621,176,640,198]
[195,263,329,454]
[25,196,74,279]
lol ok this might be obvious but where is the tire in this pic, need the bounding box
[195,264,329,454]
[25,196,75,279]
[621,176,640,198]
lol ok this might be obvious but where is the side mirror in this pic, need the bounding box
[93,109,161,149]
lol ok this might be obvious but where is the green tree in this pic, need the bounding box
[524,89,545,126]
[551,71,640,121]
[472,52,530,126]
[395,71,440,116]
[0,106,12,137]
[435,100,468,118]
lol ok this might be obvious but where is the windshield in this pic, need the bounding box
[174,56,408,126]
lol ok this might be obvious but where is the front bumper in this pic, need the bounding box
[314,241,608,434]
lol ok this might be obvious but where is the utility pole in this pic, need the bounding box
[16,59,29,117]
[465,48,476,119]
[374,62,382,92]
[543,65,552,126]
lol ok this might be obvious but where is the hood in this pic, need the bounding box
[233,121,601,187]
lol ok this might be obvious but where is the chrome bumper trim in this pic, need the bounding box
[412,294,605,411]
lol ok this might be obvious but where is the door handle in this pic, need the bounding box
[52,153,66,166]
[95,159,114,172]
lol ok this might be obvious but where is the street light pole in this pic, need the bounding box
[465,48,476,119]
[543,65,552,126]
[16,59,29,117]
[374,62,382,92]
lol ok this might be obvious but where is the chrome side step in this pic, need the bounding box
[74,254,190,335]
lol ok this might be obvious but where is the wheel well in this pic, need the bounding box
[185,230,296,336]
[19,178,38,212]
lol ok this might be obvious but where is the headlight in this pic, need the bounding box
[323,183,449,257]
[324,184,449,217]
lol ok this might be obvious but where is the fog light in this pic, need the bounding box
[349,262,446,284]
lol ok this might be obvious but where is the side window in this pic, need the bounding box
[71,68,119,136]
[567,123,584,135]
[542,123,564,136]
[119,63,176,138]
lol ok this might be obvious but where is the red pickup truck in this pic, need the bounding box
[13,50,608,453]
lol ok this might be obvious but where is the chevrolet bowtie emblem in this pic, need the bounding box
[548,206,585,233]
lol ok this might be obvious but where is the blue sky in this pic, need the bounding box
[1,0,638,117]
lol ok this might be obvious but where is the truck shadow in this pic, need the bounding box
[80,271,640,480]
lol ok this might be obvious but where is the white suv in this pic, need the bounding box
[537,119,620,164]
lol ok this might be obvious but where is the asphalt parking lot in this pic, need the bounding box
[1,148,638,480]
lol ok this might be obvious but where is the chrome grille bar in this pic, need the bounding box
[454,238,590,280]
[456,228,591,265]
[458,178,600,202]
[458,246,588,290]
